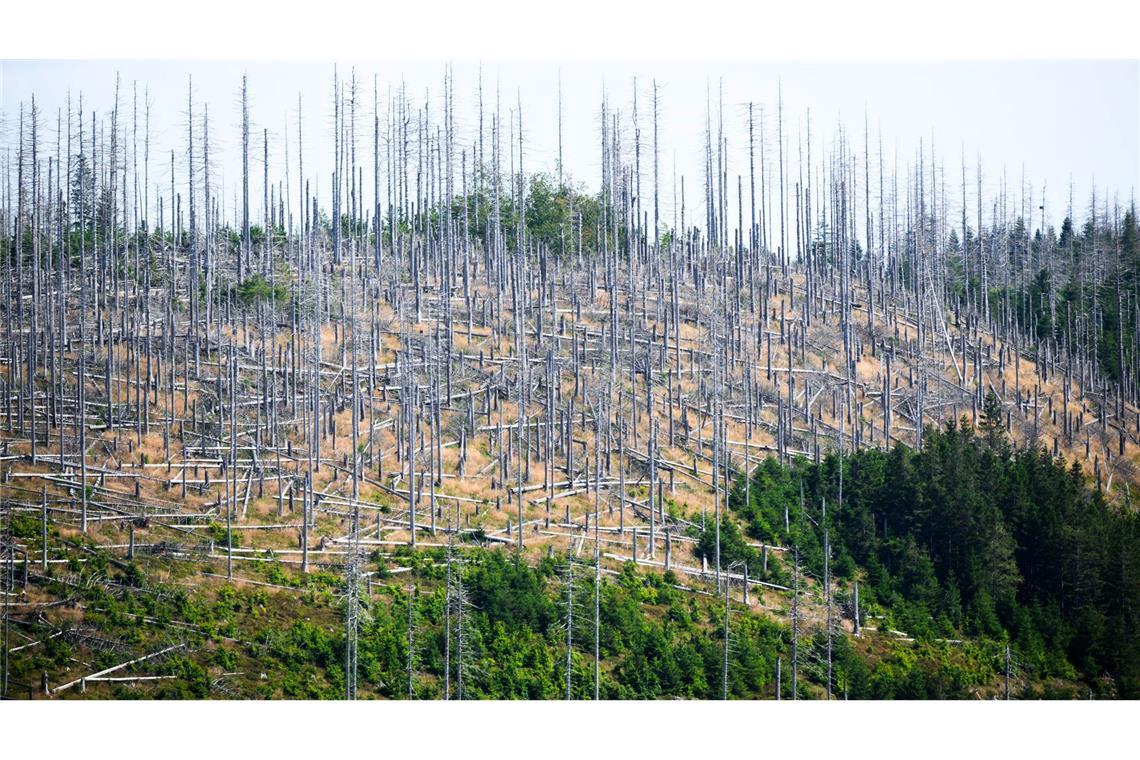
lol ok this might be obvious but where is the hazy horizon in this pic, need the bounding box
[3,60,1137,235]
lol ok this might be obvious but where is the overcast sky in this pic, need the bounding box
[2,60,1137,232]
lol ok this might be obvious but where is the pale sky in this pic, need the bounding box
[2,60,1137,234]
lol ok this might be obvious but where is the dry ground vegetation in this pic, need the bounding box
[1,71,1137,699]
